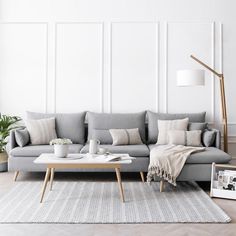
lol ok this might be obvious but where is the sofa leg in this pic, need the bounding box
[140,172,145,182]
[14,171,19,181]
[160,179,164,192]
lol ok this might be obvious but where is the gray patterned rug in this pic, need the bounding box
[0,181,231,223]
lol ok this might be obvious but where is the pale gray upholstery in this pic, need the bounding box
[80,144,149,157]
[148,145,231,164]
[147,111,206,144]
[26,111,86,144]
[87,112,146,143]
[10,144,83,157]
[7,111,231,182]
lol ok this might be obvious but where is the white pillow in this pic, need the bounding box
[25,117,57,145]
[157,118,189,145]
[168,130,202,147]
[109,128,143,145]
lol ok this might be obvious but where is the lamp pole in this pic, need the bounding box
[190,55,228,153]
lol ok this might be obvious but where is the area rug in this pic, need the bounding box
[0,181,231,223]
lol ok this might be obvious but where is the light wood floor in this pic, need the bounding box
[0,171,236,236]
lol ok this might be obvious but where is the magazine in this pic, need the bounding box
[217,170,236,191]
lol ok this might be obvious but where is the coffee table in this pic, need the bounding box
[34,153,133,203]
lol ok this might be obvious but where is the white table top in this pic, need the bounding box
[34,153,133,164]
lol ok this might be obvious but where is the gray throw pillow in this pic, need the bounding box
[109,128,143,145]
[15,129,30,147]
[202,130,216,147]
[91,129,113,144]
[188,122,207,132]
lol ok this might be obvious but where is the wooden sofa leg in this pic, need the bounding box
[140,172,145,182]
[14,171,19,181]
[160,179,164,192]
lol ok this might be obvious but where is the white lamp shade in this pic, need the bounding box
[177,70,205,86]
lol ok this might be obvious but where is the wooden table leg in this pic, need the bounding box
[50,168,55,191]
[115,168,125,202]
[160,179,165,192]
[13,171,19,181]
[40,168,51,203]
[140,172,145,183]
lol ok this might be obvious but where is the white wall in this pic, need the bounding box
[0,0,235,156]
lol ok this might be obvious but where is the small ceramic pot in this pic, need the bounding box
[54,144,69,158]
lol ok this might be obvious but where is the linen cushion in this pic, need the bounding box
[157,118,189,145]
[87,112,146,143]
[168,130,202,146]
[109,128,143,145]
[10,144,83,157]
[80,144,149,157]
[186,130,202,146]
[147,111,206,144]
[15,129,30,147]
[26,111,86,144]
[203,130,216,147]
[25,118,57,145]
[148,145,231,164]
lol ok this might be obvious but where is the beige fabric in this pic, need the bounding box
[25,118,57,145]
[168,130,185,145]
[109,128,143,145]
[168,130,202,147]
[186,130,202,146]
[147,145,205,186]
[157,118,189,145]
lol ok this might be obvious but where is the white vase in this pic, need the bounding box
[54,144,69,158]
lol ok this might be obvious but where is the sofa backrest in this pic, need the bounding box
[147,111,206,144]
[87,111,146,144]
[26,111,86,144]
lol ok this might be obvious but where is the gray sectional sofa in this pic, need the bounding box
[8,111,231,181]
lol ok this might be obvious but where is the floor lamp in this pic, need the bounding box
[176,55,228,153]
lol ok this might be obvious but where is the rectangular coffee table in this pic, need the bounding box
[34,153,133,203]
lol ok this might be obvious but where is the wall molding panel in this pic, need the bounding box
[109,21,159,113]
[54,22,104,113]
[0,22,48,117]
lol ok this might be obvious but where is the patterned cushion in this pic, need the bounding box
[109,128,143,145]
[25,118,57,145]
[157,118,189,145]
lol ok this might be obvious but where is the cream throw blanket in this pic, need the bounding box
[147,145,205,186]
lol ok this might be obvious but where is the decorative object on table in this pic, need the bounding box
[0,114,21,171]
[177,55,228,152]
[88,139,100,154]
[210,162,236,200]
[98,147,108,155]
[50,138,72,158]
[0,181,230,223]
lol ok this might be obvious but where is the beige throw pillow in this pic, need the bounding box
[157,118,189,145]
[109,128,143,145]
[25,117,57,145]
[168,130,202,147]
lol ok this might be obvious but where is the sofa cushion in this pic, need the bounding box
[80,144,149,157]
[87,112,146,144]
[10,144,83,157]
[26,111,86,144]
[148,145,231,164]
[147,111,206,144]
